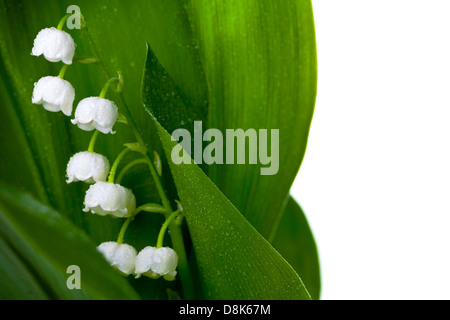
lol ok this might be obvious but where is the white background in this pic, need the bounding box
[291,0,450,299]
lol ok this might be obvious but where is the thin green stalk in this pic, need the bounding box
[117,204,167,244]
[58,64,69,79]
[83,25,109,79]
[99,77,115,99]
[99,72,123,99]
[145,155,172,210]
[108,148,130,183]
[156,210,180,248]
[87,130,100,153]
[56,13,71,30]
[117,216,134,244]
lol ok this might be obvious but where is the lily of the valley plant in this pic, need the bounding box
[31,13,182,283]
[0,1,319,300]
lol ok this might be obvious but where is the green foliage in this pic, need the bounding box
[0,0,319,299]
[0,182,139,299]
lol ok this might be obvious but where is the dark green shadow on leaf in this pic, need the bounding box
[0,182,140,299]
[272,196,321,300]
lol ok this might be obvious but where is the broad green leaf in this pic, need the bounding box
[141,42,206,139]
[272,196,321,300]
[185,0,318,240]
[0,236,48,299]
[0,182,140,299]
[151,115,310,299]
[134,0,209,109]
[139,12,316,299]
[0,57,48,205]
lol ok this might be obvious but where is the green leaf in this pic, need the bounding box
[141,42,207,136]
[185,0,318,240]
[272,196,321,300]
[0,182,140,299]
[0,236,48,299]
[150,115,310,299]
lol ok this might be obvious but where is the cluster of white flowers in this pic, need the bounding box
[30,24,135,218]
[31,26,118,132]
[30,21,179,282]
[97,242,178,280]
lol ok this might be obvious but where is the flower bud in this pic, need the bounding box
[71,97,118,134]
[32,76,75,116]
[134,246,178,281]
[97,241,137,276]
[66,151,110,184]
[83,182,136,218]
[31,27,76,64]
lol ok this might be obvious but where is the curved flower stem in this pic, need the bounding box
[144,155,171,210]
[116,216,134,245]
[116,204,166,244]
[58,64,69,79]
[115,158,148,184]
[108,148,130,183]
[99,72,123,99]
[156,210,180,248]
[87,130,100,153]
[99,78,114,99]
[56,13,71,31]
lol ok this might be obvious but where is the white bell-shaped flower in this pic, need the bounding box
[31,27,76,64]
[71,97,118,134]
[97,241,137,276]
[83,181,136,218]
[66,151,110,184]
[134,246,178,281]
[32,76,75,116]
